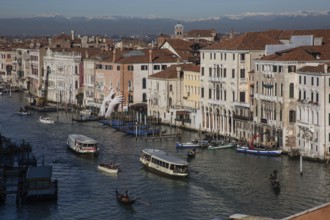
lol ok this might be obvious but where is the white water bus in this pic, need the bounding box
[140,149,189,177]
[67,134,99,155]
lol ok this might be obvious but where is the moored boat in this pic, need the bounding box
[176,140,200,148]
[115,189,136,205]
[140,149,189,177]
[207,142,235,150]
[39,116,54,124]
[98,163,119,174]
[66,134,99,155]
[236,146,282,156]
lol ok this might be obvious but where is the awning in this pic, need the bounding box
[176,110,191,115]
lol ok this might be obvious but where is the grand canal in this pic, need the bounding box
[1,93,330,220]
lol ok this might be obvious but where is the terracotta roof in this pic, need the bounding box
[186,29,216,38]
[161,39,194,50]
[205,32,281,50]
[298,63,330,74]
[53,33,71,41]
[260,45,330,61]
[149,64,200,79]
[117,49,180,64]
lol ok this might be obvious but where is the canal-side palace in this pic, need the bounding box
[2,26,330,160]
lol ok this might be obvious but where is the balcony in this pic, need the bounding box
[254,94,283,103]
[233,101,250,108]
[233,114,252,121]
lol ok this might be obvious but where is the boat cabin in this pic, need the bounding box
[24,166,58,201]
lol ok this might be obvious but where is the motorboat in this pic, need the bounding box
[207,141,235,150]
[176,140,200,149]
[39,116,54,124]
[67,134,99,155]
[236,146,282,156]
[98,163,119,174]
[176,138,210,148]
[187,148,196,158]
[140,149,189,177]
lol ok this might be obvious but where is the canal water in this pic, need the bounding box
[1,93,330,220]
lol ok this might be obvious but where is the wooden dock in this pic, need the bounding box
[137,133,181,142]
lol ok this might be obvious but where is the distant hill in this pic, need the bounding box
[0,11,330,37]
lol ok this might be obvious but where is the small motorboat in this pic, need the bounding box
[98,163,119,174]
[17,107,31,116]
[116,189,136,205]
[207,141,235,150]
[187,148,196,158]
[39,116,54,124]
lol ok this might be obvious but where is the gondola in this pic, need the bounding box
[116,189,136,205]
[270,170,280,190]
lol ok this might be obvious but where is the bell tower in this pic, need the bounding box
[174,23,184,39]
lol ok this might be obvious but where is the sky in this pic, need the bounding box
[0,0,329,20]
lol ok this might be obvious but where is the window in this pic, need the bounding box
[142,93,147,102]
[201,88,204,98]
[170,85,173,92]
[142,78,146,89]
[233,54,235,60]
[289,110,296,123]
[128,65,134,71]
[288,65,296,72]
[161,65,167,70]
[304,76,306,85]
[141,65,148,70]
[75,66,78,74]
[232,69,235,78]
[201,67,204,76]
[240,54,245,61]
[272,66,277,72]
[105,65,112,70]
[240,92,245,102]
[289,83,294,98]
[209,67,212,76]
[240,69,245,78]
[117,65,120,71]
[223,68,226,78]
[209,89,212,99]
[311,77,314,86]
[299,76,302,84]
[317,77,319,86]
[153,65,160,70]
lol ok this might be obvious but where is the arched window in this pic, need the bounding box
[75,65,78,75]
[216,84,220,100]
[289,83,294,98]
[142,93,147,102]
[169,97,172,107]
[170,84,173,92]
[142,78,146,89]
[289,110,296,123]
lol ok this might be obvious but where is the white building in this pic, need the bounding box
[296,62,330,160]
[43,48,82,106]
[199,32,280,139]
[254,45,330,156]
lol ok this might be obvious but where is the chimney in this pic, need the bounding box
[149,49,152,63]
[71,30,75,40]
[325,64,329,73]
[113,49,116,62]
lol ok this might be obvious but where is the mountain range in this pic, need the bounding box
[0,11,329,37]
